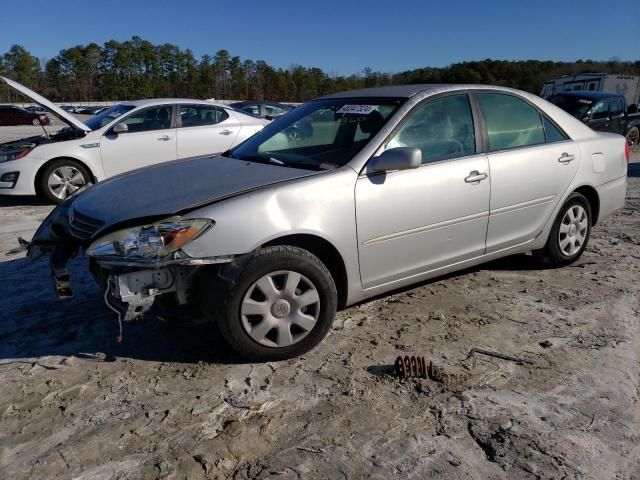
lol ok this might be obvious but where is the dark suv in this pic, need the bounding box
[548,91,640,145]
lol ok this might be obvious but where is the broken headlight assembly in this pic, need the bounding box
[86,218,212,260]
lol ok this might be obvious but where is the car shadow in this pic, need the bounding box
[0,255,245,365]
[0,195,50,207]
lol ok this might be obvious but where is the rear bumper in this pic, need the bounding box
[596,175,627,223]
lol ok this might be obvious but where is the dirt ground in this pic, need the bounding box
[0,140,639,478]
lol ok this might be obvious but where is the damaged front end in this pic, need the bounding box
[18,194,232,331]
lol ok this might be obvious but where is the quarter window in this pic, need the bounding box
[385,94,476,164]
[477,93,545,151]
[180,105,228,127]
[119,106,173,133]
[543,117,568,143]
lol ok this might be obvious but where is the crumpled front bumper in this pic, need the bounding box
[26,192,232,321]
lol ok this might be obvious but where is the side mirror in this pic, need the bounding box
[628,104,638,114]
[265,115,274,121]
[369,147,422,173]
[111,122,128,134]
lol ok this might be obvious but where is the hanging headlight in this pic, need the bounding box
[86,218,212,260]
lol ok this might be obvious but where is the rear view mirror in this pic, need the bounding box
[369,147,422,173]
[112,122,128,134]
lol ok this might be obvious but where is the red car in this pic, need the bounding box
[0,105,51,126]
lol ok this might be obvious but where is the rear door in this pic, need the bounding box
[176,104,240,158]
[355,93,491,289]
[100,105,177,176]
[475,92,580,253]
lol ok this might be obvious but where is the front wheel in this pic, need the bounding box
[38,159,92,204]
[201,245,338,361]
[535,192,592,266]
[32,118,40,126]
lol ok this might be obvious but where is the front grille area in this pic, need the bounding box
[68,209,104,240]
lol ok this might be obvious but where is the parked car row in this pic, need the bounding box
[13,81,627,361]
[60,105,110,115]
[229,100,295,120]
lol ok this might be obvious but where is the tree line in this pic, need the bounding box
[1,36,639,103]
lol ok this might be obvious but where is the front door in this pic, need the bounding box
[587,100,612,132]
[355,94,490,289]
[100,105,177,177]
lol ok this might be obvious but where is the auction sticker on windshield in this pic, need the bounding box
[337,105,378,115]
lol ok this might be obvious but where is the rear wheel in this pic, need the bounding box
[536,192,592,266]
[201,245,337,361]
[32,118,40,126]
[38,159,92,204]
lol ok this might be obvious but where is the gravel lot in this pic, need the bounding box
[0,124,639,479]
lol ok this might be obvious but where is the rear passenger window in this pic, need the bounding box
[385,94,476,164]
[477,94,545,151]
[543,117,568,143]
[180,105,228,127]
[610,99,624,116]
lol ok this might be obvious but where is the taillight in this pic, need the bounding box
[625,141,630,163]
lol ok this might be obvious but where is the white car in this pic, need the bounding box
[0,77,267,203]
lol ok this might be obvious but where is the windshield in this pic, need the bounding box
[83,104,136,131]
[548,95,593,120]
[229,98,403,170]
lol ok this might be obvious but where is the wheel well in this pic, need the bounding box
[262,234,349,308]
[34,157,97,194]
[574,185,600,225]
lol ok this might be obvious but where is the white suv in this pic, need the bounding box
[0,77,267,203]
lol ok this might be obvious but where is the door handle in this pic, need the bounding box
[157,135,171,141]
[464,171,488,183]
[558,152,575,163]
[219,129,233,136]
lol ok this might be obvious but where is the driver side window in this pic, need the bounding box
[591,102,609,120]
[385,94,476,164]
[119,106,173,133]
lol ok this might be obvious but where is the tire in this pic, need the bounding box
[32,118,40,126]
[38,159,92,204]
[626,126,639,146]
[201,245,338,361]
[536,192,592,267]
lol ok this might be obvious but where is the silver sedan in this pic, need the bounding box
[27,84,628,361]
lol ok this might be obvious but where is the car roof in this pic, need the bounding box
[317,84,469,99]
[122,98,228,108]
[316,84,546,100]
[552,90,623,100]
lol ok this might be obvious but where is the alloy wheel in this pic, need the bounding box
[47,166,87,200]
[240,270,320,348]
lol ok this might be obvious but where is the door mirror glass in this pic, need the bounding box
[111,122,128,134]
[369,147,422,172]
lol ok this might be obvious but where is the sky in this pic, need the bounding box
[1,0,638,75]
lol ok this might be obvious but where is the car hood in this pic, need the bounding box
[72,155,319,231]
[0,76,90,132]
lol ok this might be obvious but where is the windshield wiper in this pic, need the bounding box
[232,154,322,171]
